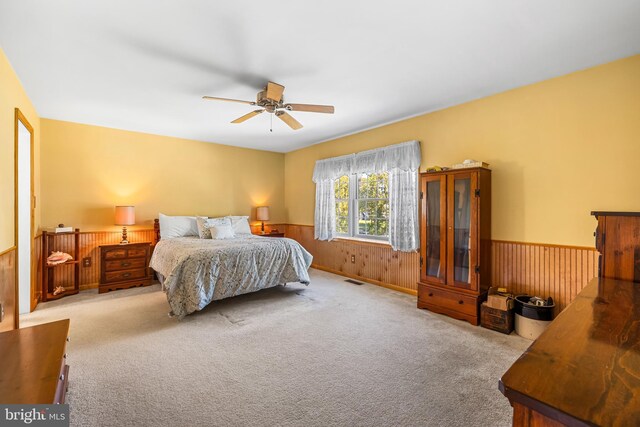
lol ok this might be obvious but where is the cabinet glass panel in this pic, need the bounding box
[425,180,442,278]
[453,178,471,283]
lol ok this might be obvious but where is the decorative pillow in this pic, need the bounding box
[159,213,198,239]
[197,216,230,239]
[227,215,252,235]
[208,224,236,240]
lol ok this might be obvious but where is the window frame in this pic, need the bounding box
[335,172,389,242]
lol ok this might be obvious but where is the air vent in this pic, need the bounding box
[345,279,364,286]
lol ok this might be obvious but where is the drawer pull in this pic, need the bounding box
[121,262,131,267]
[123,273,131,278]
[458,300,464,304]
[428,293,433,297]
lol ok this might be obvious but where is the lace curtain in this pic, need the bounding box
[312,140,421,251]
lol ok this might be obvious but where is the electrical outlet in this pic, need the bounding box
[82,257,92,267]
[351,255,356,264]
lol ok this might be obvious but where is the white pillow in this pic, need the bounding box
[197,217,230,239]
[208,224,236,240]
[227,216,252,235]
[159,213,198,239]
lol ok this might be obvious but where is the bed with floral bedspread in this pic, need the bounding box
[149,236,312,317]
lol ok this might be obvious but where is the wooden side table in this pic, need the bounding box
[99,242,154,293]
[255,232,285,238]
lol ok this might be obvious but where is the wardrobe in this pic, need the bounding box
[417,167,491,325]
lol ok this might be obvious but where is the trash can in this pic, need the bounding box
[514,295,555,340]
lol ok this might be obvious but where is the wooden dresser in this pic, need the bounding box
[0,319,70,403]
[99,242,154,293]
[592,211,640,282]
[417,168,491,325]
[500,277,640,426]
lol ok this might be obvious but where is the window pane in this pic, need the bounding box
[354,172,389,238]
[336,216,349,234]
[335,175,349,200]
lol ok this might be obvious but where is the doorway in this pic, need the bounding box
[15,109,35,319]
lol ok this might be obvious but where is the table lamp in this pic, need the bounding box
[115,205,135,244]
[256,206,270,234]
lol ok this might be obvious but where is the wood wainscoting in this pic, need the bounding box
[283,225,599,314]
[32,225,598,316]
[0,246,17,331]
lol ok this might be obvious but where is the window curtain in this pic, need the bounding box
[312,141,421,251]
[314,179,336,240]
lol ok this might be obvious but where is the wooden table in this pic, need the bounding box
[0,319,70,403]
[499,277,640,426]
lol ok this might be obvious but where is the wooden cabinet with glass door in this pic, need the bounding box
[418,168,491,325]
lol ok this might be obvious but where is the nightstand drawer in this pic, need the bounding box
[104,258,147,272]
[104,268,147,283]
[103,248,127,259]
[127,247,148,258]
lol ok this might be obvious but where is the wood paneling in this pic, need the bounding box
[490,240,598,314]
[285,224,420,295]
[285,225,598,313]
[32,226,598,315]
[0,247,17,331]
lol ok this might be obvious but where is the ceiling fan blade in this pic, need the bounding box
[231,109,264,124]
[266,81,285,102]
[285,103,335,114]
[203,96,256,105]
[276,111,303,130]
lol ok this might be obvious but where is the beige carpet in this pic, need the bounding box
[22,269,529,427]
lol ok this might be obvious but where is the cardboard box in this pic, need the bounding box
[487,287,513,311]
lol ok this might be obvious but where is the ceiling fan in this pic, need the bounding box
[203,81,334,131]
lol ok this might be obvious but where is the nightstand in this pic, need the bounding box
[256,232,285,238]
[99,242,154,293]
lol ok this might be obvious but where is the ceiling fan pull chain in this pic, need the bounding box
[270,113,273,132]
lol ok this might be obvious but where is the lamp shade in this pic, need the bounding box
[256,206,270,221]
[115,206,135,226]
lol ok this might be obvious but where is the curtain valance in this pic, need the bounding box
[312,140,421,182]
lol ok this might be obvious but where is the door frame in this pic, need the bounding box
[14,108,35,327]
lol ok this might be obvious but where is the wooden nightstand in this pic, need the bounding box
[99,242,154,293]
[256,232,285,238]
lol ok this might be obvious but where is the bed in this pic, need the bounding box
[149,225,313,318]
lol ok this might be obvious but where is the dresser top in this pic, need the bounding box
[0,319,70,403]
[500,277,640,426]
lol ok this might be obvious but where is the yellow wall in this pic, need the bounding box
[41,120,285,232]
[285,55,640,247]
[0,48,41,251]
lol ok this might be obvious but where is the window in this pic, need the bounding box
[334,172,389,239]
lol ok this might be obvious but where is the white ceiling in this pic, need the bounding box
[0,1,639,153]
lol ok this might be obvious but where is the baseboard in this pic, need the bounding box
[311,264,418,296]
